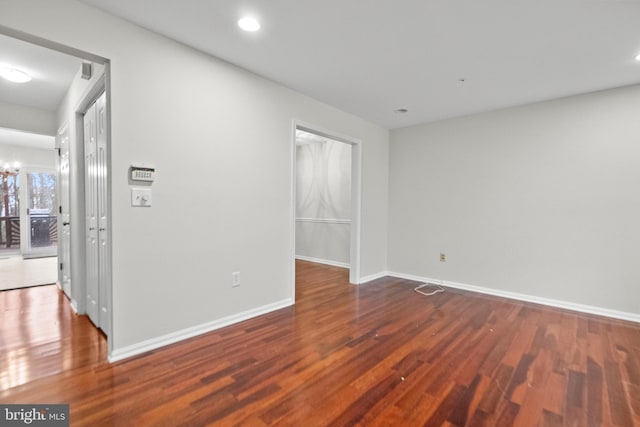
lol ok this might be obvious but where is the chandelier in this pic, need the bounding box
[0,161,20,174]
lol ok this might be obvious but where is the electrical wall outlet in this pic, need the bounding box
[232,272,240,287]
[440,253,446,262]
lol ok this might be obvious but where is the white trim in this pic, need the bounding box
[70,299,79,314]
[56,122,69,148]
[0,24,109,65]
[295,122,362,146]
[23,252,56,259]
[350,142,362,285]
[357,271,388,284]
[295,255,349,269]
[388,271,640,323]
[296,218,351,224]
[108,298,294,363]
[290,122,297,303]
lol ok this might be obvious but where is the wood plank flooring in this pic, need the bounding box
[1,260,639,426]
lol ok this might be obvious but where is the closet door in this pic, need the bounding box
[83,91,110,336]
[96,92,110,336]
[84,101,100,327]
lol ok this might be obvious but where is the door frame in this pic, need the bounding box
[290,120,362,300]
[75,76,111,340]
[56,123,71,297]
[77,87,109,336]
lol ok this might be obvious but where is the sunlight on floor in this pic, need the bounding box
[0,256,57,291]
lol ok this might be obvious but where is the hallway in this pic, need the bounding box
[0,285,106,391]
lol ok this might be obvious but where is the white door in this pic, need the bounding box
[96,92,110,335]
[57,125,71,296]
[83,91,110,336]
[84,100,100,327]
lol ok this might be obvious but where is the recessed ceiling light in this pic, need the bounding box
[636,53,640,61]
[394,108,409,114]
[238,17,260,32]
[0,67,32,83]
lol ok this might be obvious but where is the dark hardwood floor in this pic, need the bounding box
[1,260,639,426]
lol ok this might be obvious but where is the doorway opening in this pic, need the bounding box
[0,148,58,258]
[291,122,362,300]
[0,26,112,353]
[1,127,59,290]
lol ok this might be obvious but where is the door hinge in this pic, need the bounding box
[60,263,63,271]
[59,206,62,214]
[57,147,61,156]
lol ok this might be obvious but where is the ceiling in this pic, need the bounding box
[0,33,81,112]
[80,0,640,129]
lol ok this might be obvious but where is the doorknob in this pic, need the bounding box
[89,227,95,231]
[63,222,70,226]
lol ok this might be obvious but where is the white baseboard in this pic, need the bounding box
[108,298,294,363]
[388,271,640,324]
[358,271,388,284]
[295,255,349,269]
[293,256,386,286]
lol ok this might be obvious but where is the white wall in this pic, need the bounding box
[296,136,352,265]
[0,101,57,135]
[389,84,640,317]
[0,141,56,168]
[0,0,389,355]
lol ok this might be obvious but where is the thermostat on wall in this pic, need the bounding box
[130,166,155,182]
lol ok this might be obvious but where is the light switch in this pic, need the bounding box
[131,188,152,207]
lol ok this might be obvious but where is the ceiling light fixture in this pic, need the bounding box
[636,53,640,61]
[0,67,32,83]
[238,17,261,32]
[394,108,409,114]
[0,161,20,174]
